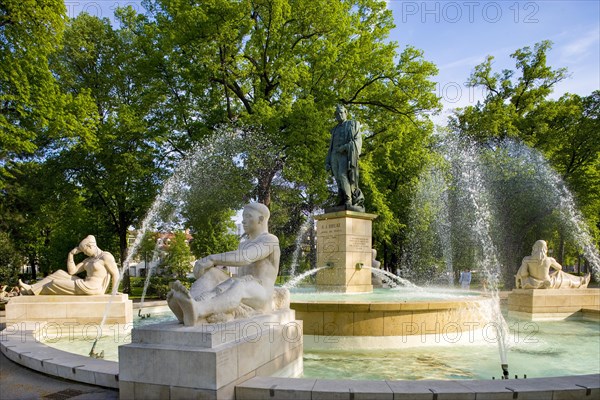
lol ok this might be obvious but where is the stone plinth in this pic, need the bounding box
[315,211,377,293]
[5,294,132,325]
[118,309,303,400]
[508,288,600,320]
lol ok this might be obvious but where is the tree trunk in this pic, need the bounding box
[256,175,272,207]
[501,237,524,290]
[557,230,565,265]
[119,227,130,294]
[28,254,37,280]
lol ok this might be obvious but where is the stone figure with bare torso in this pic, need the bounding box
[19,235,120,295]
[168,203,281,326]
[515,240,591,289]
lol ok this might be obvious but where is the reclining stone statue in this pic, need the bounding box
[515,240,591,289]
[168,203,287,326]
[19,235,120,295]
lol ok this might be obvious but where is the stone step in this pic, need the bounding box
[235,374,600,400]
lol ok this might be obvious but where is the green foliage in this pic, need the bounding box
[162,231,193,279]
[450,41,568,143]
[0,0,97,178]
[0,161,103,277]
[49,12,169,264]
[0,231,24,285]
[143,276,194,300]
[188,209,239,259]
[450,42,599,286]
[141,0,439,269]
[144,276,170,299]
[136,231,160,263]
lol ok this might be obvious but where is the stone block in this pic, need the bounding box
[323,311,354,336]
[119,381,135,400]
[236,377,316,400]
[412,310,439,334]
[508,289,600,320]
[169,385,216,400]
[387,380,476,400]
[119,311,303,400]
[399,302,430,311]
[133,382,170,400]
[338,303,370,312]
[352,312,384,336]
[312,380,393,400]
[369,303,403,312]
[296,311,323,335]
[269,321,303,359]
[315,211,377,293]
[383,312,413,336]
[237,332,271,376]
[5,294,132,325]
[306,302,339,312]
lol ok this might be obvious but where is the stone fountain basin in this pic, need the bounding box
[2,325,599,398]
[289,288,495,351]
[1,295,599,398]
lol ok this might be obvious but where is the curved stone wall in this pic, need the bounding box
[290,297,493,338]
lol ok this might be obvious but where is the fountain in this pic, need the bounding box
[288,214,314,278]
[1,124,599,399]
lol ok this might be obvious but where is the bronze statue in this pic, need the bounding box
[325,104,365,212]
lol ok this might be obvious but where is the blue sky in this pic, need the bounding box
[386,0,600,124]
[66,0,599,125]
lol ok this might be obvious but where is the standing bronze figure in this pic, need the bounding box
[325,105,365,212]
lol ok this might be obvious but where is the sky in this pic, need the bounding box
[385,0,600,124]
[65,0,600,125]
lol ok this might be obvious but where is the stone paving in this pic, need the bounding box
[0,351,117,400]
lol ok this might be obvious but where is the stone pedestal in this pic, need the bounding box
[315,210,377,293]
[118,309,303,400]
[508,288,600,320]
[5,294,132,325]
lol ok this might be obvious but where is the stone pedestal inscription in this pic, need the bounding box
[315,210,377,293]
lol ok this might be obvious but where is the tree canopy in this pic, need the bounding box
[449,41,599,286]
[0,0,97,178]
[1,3,598,287]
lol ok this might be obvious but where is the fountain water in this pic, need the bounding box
[501,140,600,279]
[443,135,511,377]
[288,214,314,277]
[283,266,327,289]
[137,249,160,318]
[90,145,206,356]
[371,268,419,288]
[404,165,454,285]
[4,125,598,397]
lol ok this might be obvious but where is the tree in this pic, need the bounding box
[140,0,439,270]
[0,160,100,279]
[450,41,568,144]
[0,0,97,182]
[162,231,193,279]
[3,1,442,279]
[0,231,25,285]
[450,42,599,287]
[50,12,169,269]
